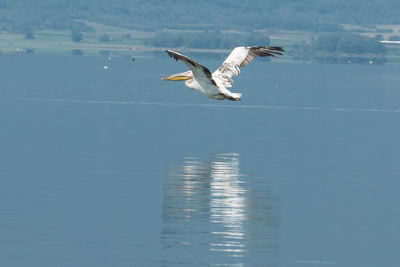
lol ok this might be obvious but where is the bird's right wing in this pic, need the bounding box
[212,46,284,88]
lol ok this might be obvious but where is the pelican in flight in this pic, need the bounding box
[162,46,284,101]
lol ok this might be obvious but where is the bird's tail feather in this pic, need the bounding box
[228,93,242,101]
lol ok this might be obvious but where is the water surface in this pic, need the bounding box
[1,54,400,266]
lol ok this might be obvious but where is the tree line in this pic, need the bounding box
[313,32,386,54]
[145,32,270,49]
[289,32,388,64]
[1,0,400,33]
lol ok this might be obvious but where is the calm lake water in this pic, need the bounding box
[1,54,400,267]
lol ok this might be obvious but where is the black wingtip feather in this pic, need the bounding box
[165,50,179,62]
[269,46,285,52]
[249,46,285,58]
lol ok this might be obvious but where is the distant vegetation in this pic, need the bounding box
[147,31,388,64]
[146,32,270,49]
[289,32,388,64]
[71,30,83,42]
[1,0,400,33]
[99,33,110,42]
[314,33,386,54]
[1,0,399,64]
[24,28,35,40]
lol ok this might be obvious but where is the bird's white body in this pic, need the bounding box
[162,46,284,101]
[183,72,240,100]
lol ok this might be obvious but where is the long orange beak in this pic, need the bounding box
[162,72,191,81]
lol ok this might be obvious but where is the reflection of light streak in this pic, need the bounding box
[3,97,400,113]
[162,153,279,266]
[208,154,247,256]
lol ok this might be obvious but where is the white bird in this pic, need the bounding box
[162,46,284,101]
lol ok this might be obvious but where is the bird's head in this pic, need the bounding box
[162,70,193,81]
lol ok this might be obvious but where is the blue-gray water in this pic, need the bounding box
[1,54,400,267]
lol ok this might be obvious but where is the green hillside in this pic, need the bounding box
[1,0,400,32]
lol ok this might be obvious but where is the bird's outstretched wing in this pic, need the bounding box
[165,50,217,86]
[212,46,284,88]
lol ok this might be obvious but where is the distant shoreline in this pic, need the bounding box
[1,30,399,64]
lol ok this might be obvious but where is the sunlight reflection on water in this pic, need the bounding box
[162,153,279,266]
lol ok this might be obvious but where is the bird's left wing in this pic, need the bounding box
[212,46,284,88]
[165,50,217,86]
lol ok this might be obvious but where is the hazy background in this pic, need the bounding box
[1,0,400,32]
[1,0,400,63]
